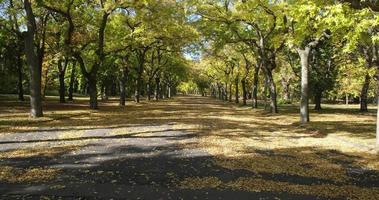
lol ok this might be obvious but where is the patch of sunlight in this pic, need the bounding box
[0,166,61,183]
[58,130,85,140]
[227,177,378,200]
[0,145,80,159]
[178,176,222,189]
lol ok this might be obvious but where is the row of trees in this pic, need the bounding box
[1,0,378,144]
[178,0,378,144]
[0,0,197,116]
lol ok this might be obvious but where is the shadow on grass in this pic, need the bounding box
[0,96,378,199]
[0,133,378,199]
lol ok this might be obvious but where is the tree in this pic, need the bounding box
[23,0,49,117]
[286,0,334,123]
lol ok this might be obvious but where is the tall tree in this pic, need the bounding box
[23,0,48,117]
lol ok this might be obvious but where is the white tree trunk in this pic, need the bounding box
[298,48,310,123]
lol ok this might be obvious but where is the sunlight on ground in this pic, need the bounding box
[0,96,378,199]
[0,166,60,183]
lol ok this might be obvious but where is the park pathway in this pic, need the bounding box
[0,96,378,199]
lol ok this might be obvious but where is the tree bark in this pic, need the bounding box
[17,55,24,101]
[68,61,76,101]
[298,48,311,123]
[224,83,228,101]
[241,78,247,105]
[228,82,232,102]
[168,85,171,98]
[88,75,98,109]
[314,90,322,111]
[282,79,291,103]
[376,69,379,145]
[252,64,259,109]
[265,69,278,113]
[58,59,68,103]
[119,66,129,106]
[217,83,222,100]
[135,49,147,103]
[155,76,160,101]
[23,0,43,117]
[58,70,66,103]
[235,75,239,104]
[360,73,370,112]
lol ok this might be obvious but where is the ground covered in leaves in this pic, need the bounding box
[0,95,378,199]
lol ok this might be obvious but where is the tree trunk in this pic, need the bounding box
[252,65,259,109]
[88,75,98,109]
[42,66,49,99]
[345,93,349,105]
[376,69,379,145]
[119,66,129,106]
[17,55,24,101]
[241,78,247,105]
[135,79,141,103]
[23,0,43,117]
[265,69,278,113]
[360,73,370,112]
[224,83,228,101]
[135,59,145,103]
[168,85,171,98]
[263,75,269,111]
[104,84,109,101]
[235,76,239,104]
[58,70,66,103]
[119,79,126,106]
[147,81,151,101]
[217,84,222,100]
[25,42,43,116]
[298,48,310,123]
[155,76,160,101]
[68,62,76,101]
[228,82,232,102]
[58,59,68,103]
[282,79,291,103]
[314,90,322,110]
